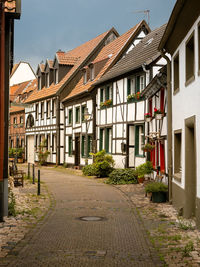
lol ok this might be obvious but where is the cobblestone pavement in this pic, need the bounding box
[1,168,163,267]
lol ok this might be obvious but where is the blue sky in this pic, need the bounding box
[14,0,176,72]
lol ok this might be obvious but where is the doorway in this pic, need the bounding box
[127,125,135,168]
[184,116,196,218]
[75,135,80,166]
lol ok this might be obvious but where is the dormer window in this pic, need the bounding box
[46,73,49,88]
[82,70,87,84]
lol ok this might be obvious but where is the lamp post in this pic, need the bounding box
[84,107,91,166]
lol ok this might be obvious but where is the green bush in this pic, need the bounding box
[136,161,153,178]
[145,182,168,193]
[36,139,50,165]
[8,191,16,217]
[82,164,98,176]
[107,168,138,184]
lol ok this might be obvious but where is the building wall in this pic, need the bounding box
[171,16,200,221]
[9,111,25,149]
[10,62,36,86]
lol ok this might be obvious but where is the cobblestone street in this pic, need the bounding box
[0,168,162,267]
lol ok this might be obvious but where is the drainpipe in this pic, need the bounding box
[0,0,5,221]
[161,51,172,203]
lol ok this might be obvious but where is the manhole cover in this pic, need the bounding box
[78,216,106,221]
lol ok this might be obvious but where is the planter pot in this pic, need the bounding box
[145,117,152,122]
[155,113,163,120]
[138,177,144,184]
[18,158,24,163]
[152,192,167,203]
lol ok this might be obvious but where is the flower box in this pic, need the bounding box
[100,99,112,108]
[155,113,163,120]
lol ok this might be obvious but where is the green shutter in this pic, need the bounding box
[100,88,104,102]
[105,128,111,153]
[88,136,92,156]
[105,86,110,100]
[136,76,140,93]
[81,106,85,122]
[68,136,72,156]
[127,78,131,96]
[76,107,80,123]
[135,126,139,156]
[69,109,72,124]
[99,129,103,151]
[81,136,85,157]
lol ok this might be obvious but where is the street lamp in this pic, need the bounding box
[84,107,91,166]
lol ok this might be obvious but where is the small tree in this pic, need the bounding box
[91,150,115,177]
[36,139,50,166]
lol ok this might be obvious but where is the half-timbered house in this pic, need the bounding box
[141,66,167,182]
[24,29,120,164]
[62,21,150,168]
[159,0,200,226]
[95,24,167,168]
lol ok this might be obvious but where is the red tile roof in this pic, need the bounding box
[9,106,24,113]
[63,21,149,101]
[25,29,114,103]
[10,79,37,102]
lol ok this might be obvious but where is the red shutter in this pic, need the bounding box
[160,142,165,173]
[160,89,164,113]
[150,142,156,169]
[149,98,152,116]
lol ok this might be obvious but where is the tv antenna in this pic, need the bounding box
[132,10,150,26]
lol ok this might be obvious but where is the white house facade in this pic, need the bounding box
[10,61,36,86]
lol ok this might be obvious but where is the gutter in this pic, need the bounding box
[161,50,172,203]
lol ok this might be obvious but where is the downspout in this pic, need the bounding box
[0,0,5,221]
[92,90,97,155]
[56,96,60,165]
[161,51,172,203]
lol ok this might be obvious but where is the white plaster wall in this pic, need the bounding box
[171,16,200,196]
[112,155,126,168]
[136,102,145,121]
[10,62,36,86]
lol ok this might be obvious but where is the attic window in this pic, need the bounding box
[83,70,87,84]
[144,38,154,47]
[90,65,94,81]
[38,76,41,90]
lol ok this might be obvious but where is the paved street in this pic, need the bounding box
[4,169,162,266]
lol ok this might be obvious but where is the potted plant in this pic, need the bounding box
[144,113,152,122]
[127,93,135,102]
[100,99,112,108]
[142,143,155,152]
[154,108,163,120]
[16,148,24,163]
[145,182,168,203]
[9,148,15,161]
[36,139,50,166]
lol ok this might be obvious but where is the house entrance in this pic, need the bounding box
[75,135,80,166]
[27,135,35,163]
[185,116,196,218]
[127,125,135,168]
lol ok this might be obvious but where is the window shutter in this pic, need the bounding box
[136,76,140,93]
[81,106,85,122]
[68,136,72,156]
[99,129,103,151]
[105,128,109,153]
[127,79,131,96]
[160,89,165,113]
[81,136,85,156]
[149,98,152,116]
[88,136,92,156]
[150,142,156,169]
[69,109,72,124]
[100,88,104,102]
[135,126,139,155]
[160,143,165,173]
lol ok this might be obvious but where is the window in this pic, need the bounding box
[38,76,41,90]
[52,134,57,152]
[81,106,86,122]
[36,104,39,120]
[100,85,112,104]
[127,77,135,95]
[21,139,24,148]
[148,98,152,116]
[75,107,80,123]
[135,125,144,157]
[99,128,104,151]
[68,109,72,125]
[105,86,112,100]
[105,128,112,153]
[47,101,50,118]
[198,24,200,72]
[186,33,195,83]
[46,73,49,88]
[173,53,179,92]
[90,65,94,81]
[13,117,17,125]
[174,131,182,175]
[46,134,50,151]
[41,102,44,119]
[81,135,92,157]
[100,88,104,103]
[135,75,145,93]
[68,136,73,156]
[20,116,23,124]
[52,99,56,117]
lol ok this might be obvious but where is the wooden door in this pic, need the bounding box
[75,135,80,166]
[127,125,135,168]
[27,135,35,163]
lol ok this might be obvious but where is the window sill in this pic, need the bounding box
[100,105,113,110]
[173,87,180,95]
[185,75,195,87]
[127,97,144,103]
[173,172,182,183]
[135,154,145,158]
